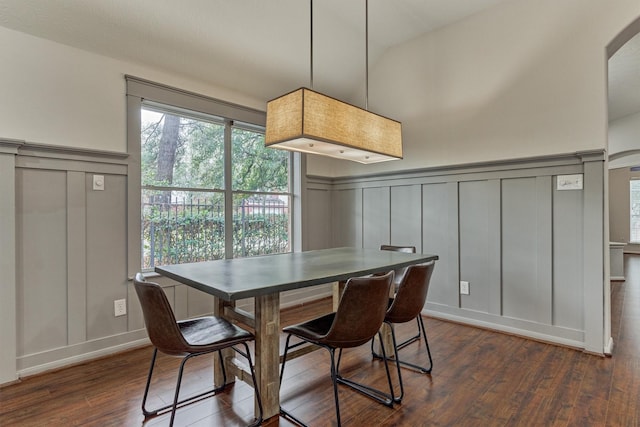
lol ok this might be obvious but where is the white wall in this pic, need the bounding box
[0,26,264,153]
[307,0,640,177]
[609,111,640,168]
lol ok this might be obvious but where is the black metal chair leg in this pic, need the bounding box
[279,336,326,427]
[372,316,433,374]
[169,354,192,426]
[238,342,263,427]
[141,348,159,416]
[141,347,265,426]
[279,334,294,387]
[335,332,394,407]
[418,316,433,372]
[388,324,405,402]
[372,316,422,359]
[279,334,313,427]
[396,317,423,350]
[393,316,432,374]
[329,348,342,427]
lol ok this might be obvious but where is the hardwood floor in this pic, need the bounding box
[2,256,640,426]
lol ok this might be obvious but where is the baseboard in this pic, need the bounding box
[604,336,614,356]
[422,307,585,351]
[17,331,150,380]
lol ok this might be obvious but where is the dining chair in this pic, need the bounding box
[378,245,423,349]
[279,272,395,427]
[371,262,436,402]
[379,244,416,289]
[133,273,263,427]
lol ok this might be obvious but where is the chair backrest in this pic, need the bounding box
[323,271,393,348]
[380,245,416,254]
[380,245,416,286]
[133,273,189,356]
[386,262,435,324]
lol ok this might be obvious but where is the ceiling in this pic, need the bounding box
[0,0,510,102]
[0,0,638,120]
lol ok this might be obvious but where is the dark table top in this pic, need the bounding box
[155,247,438,300]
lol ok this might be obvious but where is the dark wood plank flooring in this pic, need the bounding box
[2,255,640,426]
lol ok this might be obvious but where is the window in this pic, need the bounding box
[631,180,640,243]
[128,77,293,271]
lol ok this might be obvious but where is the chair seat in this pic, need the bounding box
[385,298,419,324]
[283,313,335,343]
[179,316,253,349]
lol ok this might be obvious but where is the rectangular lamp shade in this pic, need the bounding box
[265,88,402,164]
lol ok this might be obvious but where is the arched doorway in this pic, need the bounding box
[606,16,640,354]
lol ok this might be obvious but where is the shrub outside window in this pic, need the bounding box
[140,105,291,269]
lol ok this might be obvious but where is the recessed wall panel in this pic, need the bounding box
[390,185,421,251]
[459,181,491,313]
[86,174,128,340]
[332,189,362,247]
[15,169,68,356]
[306,189,331,249]
[502,177,540,322]
[423,182,457,307]
[553,178,584,329]
[363,187,390,249]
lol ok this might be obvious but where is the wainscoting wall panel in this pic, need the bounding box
[86,174,128,341]
[1,141,609,384]
[331,188,362,248]
[10,143,149,376]
[16,168,69,356]
[422,182,458,309]
[320,151,607,353]
[390,184,422,250]
[459,180,492,314]
[363,187,391,249]
[552,179,584,330]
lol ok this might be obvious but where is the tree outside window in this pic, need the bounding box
[141,106,290,269]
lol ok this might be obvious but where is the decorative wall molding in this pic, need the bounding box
[309,150,607,353]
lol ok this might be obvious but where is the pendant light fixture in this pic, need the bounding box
[265,0,402,164]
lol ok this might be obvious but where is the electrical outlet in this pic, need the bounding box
[93,175,105,191]
[114,299,127,316]
[460,281,470,295]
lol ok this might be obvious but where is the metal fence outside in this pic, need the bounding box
[142,195,290,269]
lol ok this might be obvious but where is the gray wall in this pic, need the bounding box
[4,142,225,377]
[0,142,608,384]
[312,151,607,353]
[8,143,150,376]
[0,141,328,382]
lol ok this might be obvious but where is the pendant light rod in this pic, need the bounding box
[310,0,314,89]
[264,0,402,164]
[365,0,369,111]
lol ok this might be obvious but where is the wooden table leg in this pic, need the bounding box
[255,293,281,420]
[332,281,346,311]
[376,323,394,356]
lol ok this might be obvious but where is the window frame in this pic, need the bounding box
[631,179,640,244]
[126,76,299,277]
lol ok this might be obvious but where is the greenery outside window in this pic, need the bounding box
[140,103,291,270]
[631,180,640,243]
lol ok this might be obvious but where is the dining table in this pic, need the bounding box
[155,246,438,420]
